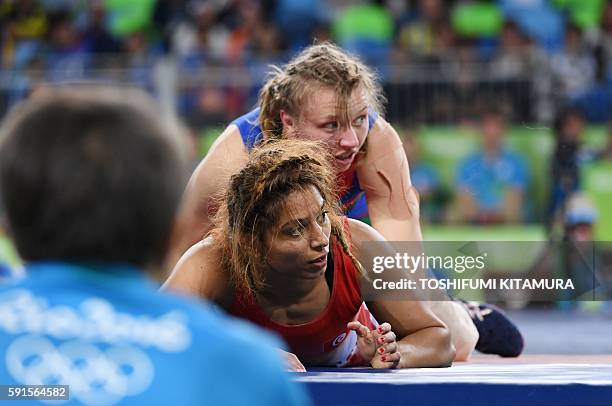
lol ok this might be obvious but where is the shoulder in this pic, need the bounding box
[365,115,402,158]
[162,236,230,303]
[346,218,385,246]
[187,125,248,200]
[174,237,221,275]
[201,124,248,166]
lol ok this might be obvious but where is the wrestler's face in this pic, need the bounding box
[265,186,331,280]
[281,86,369,174]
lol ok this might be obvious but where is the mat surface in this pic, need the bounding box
[294,357,612,406]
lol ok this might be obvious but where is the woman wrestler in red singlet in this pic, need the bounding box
[163,140,455,371]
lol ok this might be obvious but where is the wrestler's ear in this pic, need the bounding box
[280,110,297,133]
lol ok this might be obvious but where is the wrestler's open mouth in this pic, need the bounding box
[308,253,328,270]
[334,151,356,164]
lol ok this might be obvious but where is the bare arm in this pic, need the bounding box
[349,219,455,368]
[165,125,248,270]
[162,237,233,308]
[356,117,422,241]
[163,237,307,371]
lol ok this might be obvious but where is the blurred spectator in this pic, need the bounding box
[490,21,537,80]
[575,1,612,122]
[1,0,48,68]
[498,0,564,51]
[396,0,449,59]
[226,0,260,62]
[558,192,600,310]
[547,107,599,230]
[596,120,612,160]
[487,20,542,122]
[122,30,157,87]
[551,23,596,101]
[455,108,529,224]
[0,0,609,132]
[586,1,612,72]
[565,192,598,240]
[174,4,227,68]
[402,128,447,223]
[183,87,233,128]
[226,0,283,64]
[44,10,87,82]
[82,1,121,55]
[273,0,322,51]
[152,0,190,54]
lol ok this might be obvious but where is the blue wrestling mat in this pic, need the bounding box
[295,361,612,406]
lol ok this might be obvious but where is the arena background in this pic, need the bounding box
[1,0,612,355]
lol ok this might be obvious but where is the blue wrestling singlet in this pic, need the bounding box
[231,108,379,224]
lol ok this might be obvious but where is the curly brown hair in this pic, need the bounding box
[258,42,385,139]
[213,139,364,294]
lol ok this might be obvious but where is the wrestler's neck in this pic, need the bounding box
[256,275,330,325]
[258,271,328,307]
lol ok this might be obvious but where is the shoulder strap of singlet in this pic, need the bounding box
[232,108,264,150]
[330,220,363,301]
[367,109,378,132]
[233,108,380,152]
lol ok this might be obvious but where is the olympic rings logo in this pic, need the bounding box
[6,335,154,405]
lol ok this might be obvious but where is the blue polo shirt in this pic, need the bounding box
[456,149,528,212]
[0,262,309,406]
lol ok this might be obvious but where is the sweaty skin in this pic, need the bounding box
[166,125,247,268]
[354,118,478,360]
[162,217,455,369]
[167,117,417,267]
[355,117,422,242]
[166,117,477,361]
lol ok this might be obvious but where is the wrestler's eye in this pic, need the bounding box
[353,115,366,126]
[323,122,338,131]
[288,224,305,238]
[316,210,329,225]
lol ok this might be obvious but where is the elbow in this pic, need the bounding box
[435,326,456,367]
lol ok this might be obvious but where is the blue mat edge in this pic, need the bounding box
[301,381,612,406]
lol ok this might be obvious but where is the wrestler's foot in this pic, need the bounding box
[460,301,524,357]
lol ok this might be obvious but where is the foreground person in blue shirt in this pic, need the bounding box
[0,88,309,406]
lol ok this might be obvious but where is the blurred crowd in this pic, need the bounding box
[402,107,612,228]
[3,1,612,122]
[1,1,612,309]
[2,0,612,228]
